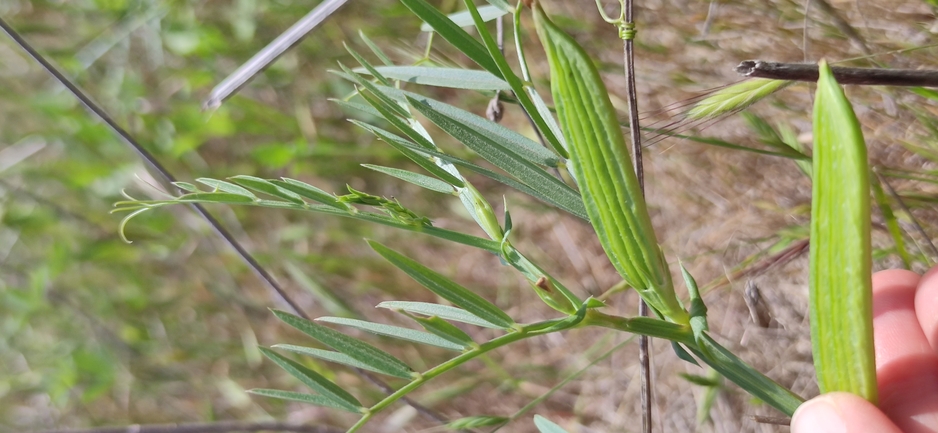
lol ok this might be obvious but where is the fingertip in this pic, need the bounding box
[916,266,938,349]
[792,393,901,433]
[872,269,920,295]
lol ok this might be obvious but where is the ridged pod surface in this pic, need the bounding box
[532,2,687,324]
[810,59,877,402]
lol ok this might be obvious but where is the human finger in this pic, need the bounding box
[791,392,902,433]
[872,269,938,433]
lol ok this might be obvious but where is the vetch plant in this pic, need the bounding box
[112,0,887,430]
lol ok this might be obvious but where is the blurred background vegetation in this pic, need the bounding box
[2,0,937,432]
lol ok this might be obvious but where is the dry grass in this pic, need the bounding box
[7,0,938,431]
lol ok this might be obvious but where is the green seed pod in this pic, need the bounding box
[532,2,687,324]
[810,59,876,402]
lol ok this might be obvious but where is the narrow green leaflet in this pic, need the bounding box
[377,301,505,329]
[419,4,509,31]
[258,347,363,411]
[272,310,416,379]
[691,334,804,416]
[413,315,475,347]
[350,120,466,187]
[173,181,199,192]
[400,0,502,77]
[533,415,571,433]
[229,175,305,205]
[271,178,348,210]
[395,89,560,167]
[463,0,568,157]
[353,120,588,219]
[339,63,409,119]
[362,164,456,194]
[358,30,393,65]
[368,241,515,329]
[176,192,256,204]
[247,389,362,413]
[195,178,256,199]
[810,60,877,402]
[273,344,394,375]
[356,66,511,91]
[316,317,466,351]
[345,43,390,86]
[407,96,583,219]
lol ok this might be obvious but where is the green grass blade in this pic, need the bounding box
[872,173,912,268]
[447,416,509,429]
[419,4,508,31]
[810,59,876,402]
[274,344,409,374]
[339,63,410,118]
[464,0,567,157]
[400,0,502,77]
[316,317,466,351]
[362,164,456,194]
[377,301,505,329]
[272,310,416,379]
[247,389,362,413]
[356,66,510,91]
[368,241,515,329]
[258,347,363,410]
[229,175,305,205]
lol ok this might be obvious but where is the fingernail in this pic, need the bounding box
[791,396,847,433]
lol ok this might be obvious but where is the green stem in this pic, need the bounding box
[346,317,574,433]
[584,311,804,416]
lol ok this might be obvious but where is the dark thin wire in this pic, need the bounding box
[620,0,653,431]
[0,15,454,429]
[0,15,309,321]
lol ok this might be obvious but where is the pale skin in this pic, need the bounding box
[791,268,938,433]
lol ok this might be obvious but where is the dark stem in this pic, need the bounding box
[621,1,652,432]
[30,421,341,433]
[737,60,938,88]
[0,15,451,428]
[0,16,309,322]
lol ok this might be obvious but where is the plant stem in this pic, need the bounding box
[619,0,653,429]
[347,317,577,433]
[737,60,938,87]
[585,311,804,416]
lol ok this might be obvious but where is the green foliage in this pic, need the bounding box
[8,0,935,431]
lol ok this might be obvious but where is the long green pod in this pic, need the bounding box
[810,59,877,402]
[532,2,687,324]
